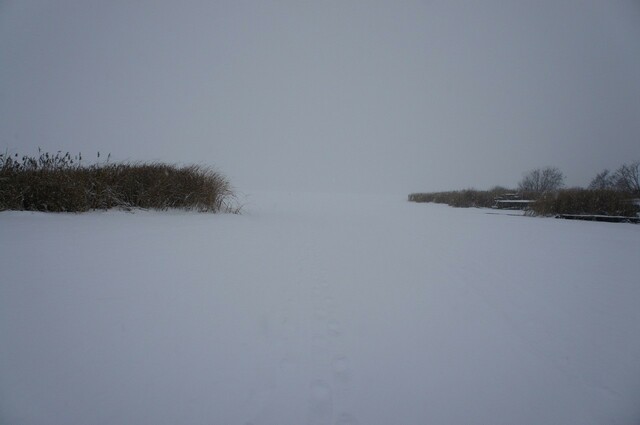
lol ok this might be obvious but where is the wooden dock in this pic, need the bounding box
[555,214,640,224]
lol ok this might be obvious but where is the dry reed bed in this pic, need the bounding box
[409,188,638,217]
[0,152,237,213]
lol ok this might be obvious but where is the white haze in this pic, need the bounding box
[1,1,640,193]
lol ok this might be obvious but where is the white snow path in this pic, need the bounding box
[1,192,639,425]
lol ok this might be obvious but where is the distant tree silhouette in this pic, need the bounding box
[588,169,615,190]
[613,161,640,195]
[518,167,564,195]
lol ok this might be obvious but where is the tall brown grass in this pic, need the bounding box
[408,187,515,208]
[529,189,638,217]
[0,151,238,213]
[408,187,638,219]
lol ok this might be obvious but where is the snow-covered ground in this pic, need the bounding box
[1,192,639,425]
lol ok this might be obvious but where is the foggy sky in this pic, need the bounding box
[1,1,639,193]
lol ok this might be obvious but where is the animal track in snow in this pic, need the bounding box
[312,334,328,350]
[315,308,328,320]
[327,320,340,336]
[278,357,298,372]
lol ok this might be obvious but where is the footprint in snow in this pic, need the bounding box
[312,334,328,350]
[279,357,298,372]
[308,380,333,425]
[315,308,328,320]
[335,413,359,425]
[327,320,340,336]
[331,356,349,383]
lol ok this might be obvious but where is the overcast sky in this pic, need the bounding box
[1,1,639,193]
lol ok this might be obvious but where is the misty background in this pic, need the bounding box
[1,1,639,194]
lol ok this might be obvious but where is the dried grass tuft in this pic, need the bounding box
[0,151,238,213]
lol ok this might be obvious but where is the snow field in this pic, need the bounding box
[1,192,639,425]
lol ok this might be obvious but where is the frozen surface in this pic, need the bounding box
[1,192,639,425]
